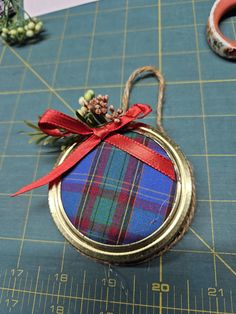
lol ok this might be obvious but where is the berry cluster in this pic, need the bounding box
[0,18,44,44]
[106,106,123,124]
[87,94,109,115]
[0,1,44,45]
[77,90,124,125]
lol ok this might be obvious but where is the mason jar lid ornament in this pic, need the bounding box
[13,66,196,265]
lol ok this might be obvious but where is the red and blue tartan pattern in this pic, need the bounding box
[61,131,177,245]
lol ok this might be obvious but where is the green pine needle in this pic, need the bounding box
[24,120,40,131]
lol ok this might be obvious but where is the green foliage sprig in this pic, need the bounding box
[0,0,44,45]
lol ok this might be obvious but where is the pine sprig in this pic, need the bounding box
[23,120,80,151]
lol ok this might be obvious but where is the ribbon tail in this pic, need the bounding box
[12,135,101,197]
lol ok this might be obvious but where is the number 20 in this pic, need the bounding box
[152,283,170,292]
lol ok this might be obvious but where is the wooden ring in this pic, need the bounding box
[207,0,236,59]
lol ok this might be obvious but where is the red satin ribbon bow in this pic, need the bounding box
[12,104,176,197]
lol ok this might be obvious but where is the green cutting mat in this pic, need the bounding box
[0,0,235,313]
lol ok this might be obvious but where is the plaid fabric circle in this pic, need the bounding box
[61,131,177,245]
